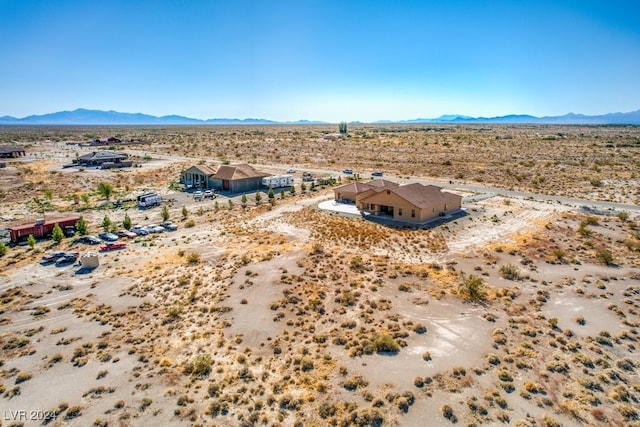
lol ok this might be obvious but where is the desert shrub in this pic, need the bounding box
[542,414,561,427]
[499,264,521,280]
[15,371,32,384]
[184,353,212,377]
[186,252,200,264]
[414,323,427,334]
[140,397,152,410]
[65,405,82,419]
[616,358,636,372]
[342,375,368,391]
[184,219,195,228]
[344,408,384,426]
[497,370,512,382]
[458,274,487,302]
[372,334,400,353]
[617,403,638,420]
[441,404,456,421]
[487,354,500,365]
[596,250,615,266]
[32,305,50,316]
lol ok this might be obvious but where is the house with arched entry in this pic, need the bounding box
[333,179,462,223]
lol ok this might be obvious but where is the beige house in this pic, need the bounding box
[333,179,462,223]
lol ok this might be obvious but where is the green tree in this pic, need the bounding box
[51,223,64,243]
[241,194,248,206]
[300,182,306,193]
[289,185,296,195]
[0,241,7,256]
[228,199,233,209]
[101,215,112,232]
[214,201,219,212]
[81,193,90,206]
[97,182,114,200]
[339,121,348,134]
[310,182,316,191]
[161,205,170,222]
[458,274,487,302]
[280,188,285,199]
[76,216,88,236]
[27,234,36,249]
[122,213,132,230]
[255,191,262,204]
[267,187,275,200]
[181,206,188,219]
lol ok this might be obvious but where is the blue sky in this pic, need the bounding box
[1,0,639,122]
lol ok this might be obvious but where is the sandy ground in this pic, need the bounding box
[1,128,639,426]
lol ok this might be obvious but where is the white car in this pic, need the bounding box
[194,191,203,200]
[286,168,295,174]
[145,224,165,233]
[204,190,215,199]
[161,221,178,231]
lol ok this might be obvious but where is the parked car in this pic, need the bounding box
[41,251,66,263]
[343,168,353,174]
[204,190,215,199]
[286,168,296,174]
[130,226,149,236]
[55,252,78,266]
[98,232,119,242]
[160,221,178,231]
[194,191,203,200]
[116,230,137,239]
[145,224,165,233]
[64,226,76,237]
[77,235,102,245]
[100,242,127,251]
[371,171,383,177]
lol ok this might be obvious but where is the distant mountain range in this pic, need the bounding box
[0,108,639,125]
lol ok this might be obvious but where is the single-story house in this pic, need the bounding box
[0,146,26,158]
[179,163,270,193]
[333,179,462,223]
[212,164,270,193]
[180,164,217,189]
[77,151,128,166]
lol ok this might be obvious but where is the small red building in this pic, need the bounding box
[9,217,78,243]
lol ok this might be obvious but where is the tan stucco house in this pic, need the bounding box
[333,179,462,223]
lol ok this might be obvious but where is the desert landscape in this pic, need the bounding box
[1,124,639,427]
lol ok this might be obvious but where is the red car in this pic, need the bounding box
[100,242,127,251]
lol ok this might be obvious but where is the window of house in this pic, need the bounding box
[411,209,415,218]
[398,208,403,216]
